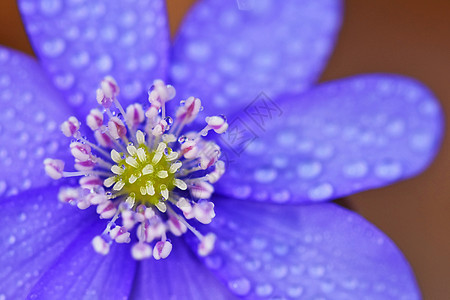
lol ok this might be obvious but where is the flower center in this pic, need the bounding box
[106,142,180,206]
[44,77,228,260]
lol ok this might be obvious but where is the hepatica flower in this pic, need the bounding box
[0,0,443,299]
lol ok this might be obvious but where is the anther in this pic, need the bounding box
[86,109,104,131]
[108,117,127,140]
[198,233,216,256]
[61,116,80,137]
[142,164,154,175]
[110,149,122,163]
[111,165,124,175]
[113,179,125,191]
[44,158,65,180]
[126,156,139,168]
[153,240,172,260]
[92,236,110,255]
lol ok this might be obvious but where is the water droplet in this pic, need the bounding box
[228,277,251,296]
[419,100,439,116]
[287,286,304,297]
[204,254,223,270]
[232,185,251,199]
[251,236,267,250]
[40,0,62,16]
[0,48,10,63]
[0,181,6,195]
[272,264,288,279]
[321,280,336,293]
[121,31,138,47]
[96,54,113,72]
[410,133,433,152]
[101,24,118,42]
[308,265,325,278]
[271,189,290,203]
[297,161,322,179]
[308,183,333,201]
[342,278,358,290]
[255,283,273,297]
[273,244,289,256]
[71,51,90,68]
[374,160,402,180]
[385,119,405,136]
[277,131,296,146]
[186,40,212,61]
[245,258,262,271]
[342,161,368,178]
[54,73,75,90]
[140,53,157,70]
[8,235,16,244]
[19,212,27,222]
[41,38,66,57]
[254,168,277,183]
[314,144,334,159]
[0,75,11,87]
[120,10,137,27]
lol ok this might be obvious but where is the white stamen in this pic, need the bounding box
[136,148,146,162]
[110,226,131,243]
[136,130,146,145]
[157,170,168,178]
[92,236,110,255]
[146,182,155,196]
[142,164,154,175]
[44,158,65,180]
[160,185,169,200]
[131,242,152,260]
[173,179,187,190]
[152,152,163,164]
[126,156,139,168]
[86,109,104,131]
[111,165,124,175]
[110,149,122,163]
[61,116,80,137]
[104,176,117,187]
[113,179,125,191]
[129,174,138,184]
[176,197,192,214]
[155,201,167,213]
[127,145,137,156]
[198,233,216,256]
[153,240,172,260]
[169,162,183,173]
[140,186,147,195]
[165,151,178,161]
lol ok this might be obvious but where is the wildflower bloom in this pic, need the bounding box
[46,78,228,260]
[0,1,443,299]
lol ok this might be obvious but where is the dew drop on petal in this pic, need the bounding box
[374,160,402,180]
[255,283,273,297]
[297,161,322,179]
[254,168,277,183]
[228,277,251,296]
[308,183,334,201]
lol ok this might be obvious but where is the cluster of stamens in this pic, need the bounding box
[44,77,228,260]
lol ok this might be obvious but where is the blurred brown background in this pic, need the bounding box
[1,0,449,298]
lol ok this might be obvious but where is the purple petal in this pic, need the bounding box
[193,196,420,299]
[217,74,443,203]
[0,47,73,196]
[130,239,237,300]
[18,0,169,116]
[170,0,342,118]
[28,217,136,299]
[0,186,94,298]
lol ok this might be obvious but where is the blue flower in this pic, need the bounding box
[0,0,443,299]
